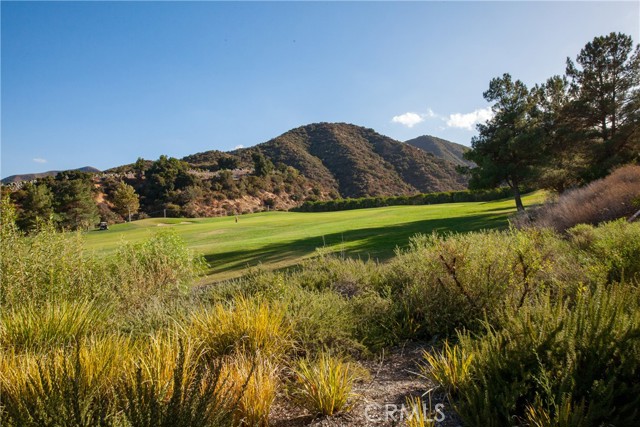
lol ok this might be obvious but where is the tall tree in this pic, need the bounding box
[464,74,543,211]
[53,173,99,230]
[111,182,140,221]
[532,75,588,192]
[565,32,640,178]
[16,182,55,231]
[143,155,198,210]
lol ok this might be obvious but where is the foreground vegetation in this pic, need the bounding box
[2,187,640,425]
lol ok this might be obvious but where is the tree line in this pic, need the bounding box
[465,32,639,211]
[294,187,520,212]
[5,151,315,232]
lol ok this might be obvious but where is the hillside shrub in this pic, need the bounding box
[108,230,207,312]
[524,164,640,232]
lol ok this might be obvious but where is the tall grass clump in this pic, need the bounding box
[0,299,109,352]
[524,164,640,232]
[187,296,292,359]
[404,396,443,427]
[421,341,473,397]
[425,285,640,426]
[0,335,134,426]
[221,353,278,427]
[289,353,364,416]
[118,339,235,427]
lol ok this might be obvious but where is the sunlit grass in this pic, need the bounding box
[83,192,546,281]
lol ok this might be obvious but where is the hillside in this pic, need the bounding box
[186,123,467,198]
[4,124,469,221]
[1,166,100,184]
[405,135,473,167]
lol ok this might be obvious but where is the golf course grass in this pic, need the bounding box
[84,192,546,281]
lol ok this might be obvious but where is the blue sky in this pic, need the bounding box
[1,1,638,178]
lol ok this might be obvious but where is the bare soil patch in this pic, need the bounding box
[271,343,463,427]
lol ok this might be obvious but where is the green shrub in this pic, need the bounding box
[107,230,207,314]
[387,228,590,339]
[284,287,366,355]
[293,188,518,212]
[427,285,640,426]
[568,220,640,284]
[0,217,103,308]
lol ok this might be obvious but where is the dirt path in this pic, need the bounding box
[271,343,463,427]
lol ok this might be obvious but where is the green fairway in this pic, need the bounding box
[84,192,546,281]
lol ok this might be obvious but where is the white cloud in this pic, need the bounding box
[391,112,425,128]
[446,107,494,130]
[32,158,47,164]
[234,144,244,149]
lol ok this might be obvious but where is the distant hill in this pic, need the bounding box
[185,123,467,198]
[405,135,474,167]
[1,166,101,184]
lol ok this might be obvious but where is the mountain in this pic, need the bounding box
[405,135,474,167]
[185,123,467,198]
[1,166,101,184]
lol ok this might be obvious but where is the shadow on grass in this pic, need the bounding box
[204,210,511,277]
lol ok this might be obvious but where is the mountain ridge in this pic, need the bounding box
[1,166,101,184]
[405,135,473,167]
[185,123,468,198]
[3,124,469,199]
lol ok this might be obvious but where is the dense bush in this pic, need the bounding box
[1,198,205,318]
[424,284,640,426]
[384,228,599,339]
[521,164,640,232]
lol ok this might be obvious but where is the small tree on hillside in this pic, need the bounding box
[252,152,274,177]
[112,182,140,221]
[464,74,544,211]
